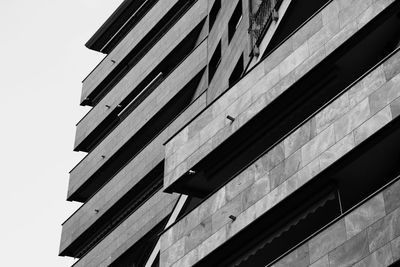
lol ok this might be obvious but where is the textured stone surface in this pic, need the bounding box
[301,125,335,166]
[345,193,386,239]
[384,179,400,214]
[348,66,386,108]
[328,230,370,267]
[383,49,400,81]
[272,243,310,267]
[309,220,347,263]
[161,1,399,265]
[334,98,370,142]
[197,226,227,259]
[226,165,255,201]
[354,106,392,145]
[319,132,354,170]
[184,217,212,253]
[368,207,400,252]
[315,93,349,134]
[392,235,400,261]
[369,75,400,115]
[162,53,400,265]
[310,255,330,267]
[284,122,311,158]
[165,0,395,190]
[353,243,393,267]
[390,96,400,119]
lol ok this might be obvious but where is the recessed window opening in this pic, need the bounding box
[209,0,221,32]
[209,41,222,83]
[229,54,244,86]
[228,1,243,42]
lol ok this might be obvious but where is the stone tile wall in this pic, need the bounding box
[159,45,400,266]
[68,40,207,199]
[74,0,207,149]
[269,179,400,267]
[60,93,207,254]
[164,0,395,191]
[81,0,181,103]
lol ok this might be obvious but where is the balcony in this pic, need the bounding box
[163,0,399,195]
[60,93,207,257]
[82,0,180,103]
[74,0,207,151]
[70,190,178,267]
[68,39,207,202]
[160,43,400,266]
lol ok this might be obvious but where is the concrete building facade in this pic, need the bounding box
[60,0,400,266]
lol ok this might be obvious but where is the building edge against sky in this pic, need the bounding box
[60,0,400,266]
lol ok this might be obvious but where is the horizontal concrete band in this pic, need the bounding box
[60,93,207,253]
[74,0,207,149]
[68,39,208,198]
[163,0,395,190]
[72,190,179,267]
[81,0,180,102]
[159,42,400,266]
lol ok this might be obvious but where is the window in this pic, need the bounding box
[209,0,221,32]
[229,54,244,87]
[228,1,243,42]
[208,41,222,83]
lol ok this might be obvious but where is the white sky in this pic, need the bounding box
[0,1,123,266]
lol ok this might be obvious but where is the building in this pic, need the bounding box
[59,0,400,266]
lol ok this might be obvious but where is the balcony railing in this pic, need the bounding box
[248,0,281,55]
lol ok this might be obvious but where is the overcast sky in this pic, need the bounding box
[0,1,123,266]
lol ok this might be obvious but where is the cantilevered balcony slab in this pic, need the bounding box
[82,0,187,104]
[85,0,159,54]
[163,0,398,194]
[160,45,400,267]
[60,93,207,256]
[68,39,207,201]
[74,0,207,150]
[71,189,178,267]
